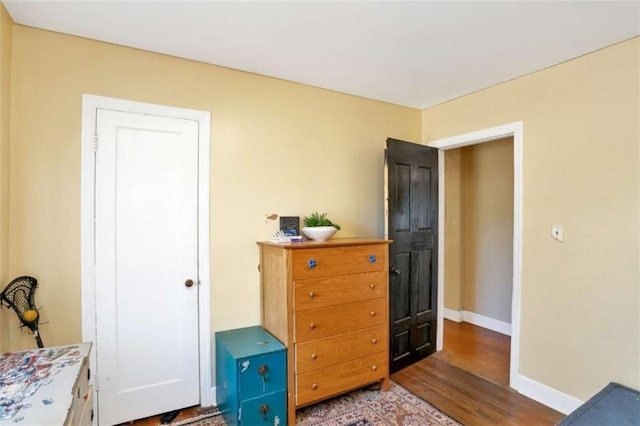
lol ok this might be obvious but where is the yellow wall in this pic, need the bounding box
[7,26,420,350]
[424,38,640,400]
[444,149,463,311]
[0,3,12,354]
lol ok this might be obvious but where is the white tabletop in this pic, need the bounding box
[0,343,92,425]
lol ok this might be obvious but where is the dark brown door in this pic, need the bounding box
[386,137,438,373]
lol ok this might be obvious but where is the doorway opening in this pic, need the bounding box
[429,121,523,390]
[439,138,514,385]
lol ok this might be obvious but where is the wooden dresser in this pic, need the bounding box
[257,238,391,424]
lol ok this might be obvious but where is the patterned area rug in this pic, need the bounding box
[172,381,459,425]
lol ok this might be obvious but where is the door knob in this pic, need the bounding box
[390,267,401,276]
[185,279,194,288]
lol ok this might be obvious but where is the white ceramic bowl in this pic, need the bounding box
[302,226,338,241]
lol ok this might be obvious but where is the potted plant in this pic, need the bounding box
[302,212,341,241]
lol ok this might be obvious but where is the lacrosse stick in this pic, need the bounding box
[0,276,44,348]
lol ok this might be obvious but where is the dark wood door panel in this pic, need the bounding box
[416,249,432,313]
[392,330,411,363]
[415,322,433,353]
[390,251,411,319]
[414,166,433,231]
[390,162,412,233]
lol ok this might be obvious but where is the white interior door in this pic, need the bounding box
[94,109,200,425]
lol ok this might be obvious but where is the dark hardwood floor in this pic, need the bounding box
[392,319,565,425]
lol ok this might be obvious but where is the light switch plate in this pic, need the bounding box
[551,224,564,242]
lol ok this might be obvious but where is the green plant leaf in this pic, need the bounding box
[303,212,341,230]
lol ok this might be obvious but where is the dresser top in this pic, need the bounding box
[257,237,391,249]
[0,343,91,424]
[216,326,285,358]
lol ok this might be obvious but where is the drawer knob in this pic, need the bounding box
[372,365,378,371]
[369,254,377,263]
[309,291,315,298]
[369,283,376,289]
[258,403,270,420]
[311,353,317,360]
[312,383,318,390]
[370,311,376,317]
[371,338,378,344]
[308,259,317,268]
[309,323,316,329]
[257,364,268,376]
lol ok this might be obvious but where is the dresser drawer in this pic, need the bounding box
[294,271,386,311]
[296,352,387,406]
[66,359,90,425]
[295,298,386,343]
[292,245,386,280]
[296,325,387,373]
[237,351,286,400]
[240,390,287,426]
[75,386,93,426]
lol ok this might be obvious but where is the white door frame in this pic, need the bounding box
[80,95,214,415]
[428,121,523,390]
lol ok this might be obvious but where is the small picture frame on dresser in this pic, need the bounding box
[280,216,300,236]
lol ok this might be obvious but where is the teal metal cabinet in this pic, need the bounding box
[216,326,287,426]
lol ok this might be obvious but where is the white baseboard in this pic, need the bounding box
[516,374,583,415]
[443,308,462,322]
[205,386,217,407]
[463,311,512,336]
[443,309,512,336]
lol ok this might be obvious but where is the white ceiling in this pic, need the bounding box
[4,1,639,109]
